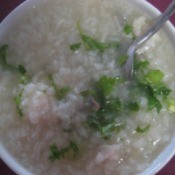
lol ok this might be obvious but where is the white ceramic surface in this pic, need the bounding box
[0,0,175,175]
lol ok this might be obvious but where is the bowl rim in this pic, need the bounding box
[0,0,175,175]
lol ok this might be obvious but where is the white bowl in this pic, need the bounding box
[0,0,175,175]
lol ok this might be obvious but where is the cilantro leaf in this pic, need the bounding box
[124,24,135,39]
[133,57,171,113]
[48,74,70,100]
[136,124,150,133]
[18,65,27,75]
[0,44,16,70]
[14,90,24,117]
[77,23,120,52]
[104,98,122,113]
[69,141,79,158]
[152,83,171,97]
[125,101,140,111]
[70,43,81,51]
[124,24,133,35]
[100,123,118,139]
[145,70,164,84]
[49,141,79,162]
[134,59,149,71]
[83,76,125,138]
[80,90,95,97]
[97,75,118,96]
[49,143,60,162]
[17,65,30,84]
[118,55,128,66]
[80,34,110,52]
[147,95,162,113]
[0,44,8,66]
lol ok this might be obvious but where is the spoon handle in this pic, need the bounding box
[125,0,175,79]
[133,0,175,49]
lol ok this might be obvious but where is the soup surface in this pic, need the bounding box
[0,0,175,175]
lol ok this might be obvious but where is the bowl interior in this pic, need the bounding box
[0,0,175,175]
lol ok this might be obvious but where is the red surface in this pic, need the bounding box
[0,0,175,174]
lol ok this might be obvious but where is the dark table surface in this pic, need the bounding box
[0,0,175,174]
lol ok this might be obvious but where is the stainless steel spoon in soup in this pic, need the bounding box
[124,0,175,79]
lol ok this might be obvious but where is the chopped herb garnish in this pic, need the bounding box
[124,24,135,39]
[104,98,122,113]
[81,34,110,52]
[82,75,125,138]
[118,55,128,66]
[17,65,30,84]
[97,75,118,96]
[18,65,27,75]
[136,124,150,133]
[14,90,24,117]
[80,90,95,97]
[100,122,120,139]
[125,102,140,112]
[134,59,149,71]
[49,141,79,162]
[152,83,171,96]
[133,57,172,113]
[145,70,164,84]
[124,24,133,35]
[69,140,79,157]
[81,55,172,138]
[0,45,30,117]
[136,83,162,113]
[49,144,60,162]
[0,44,8,66]
[48,74,70,100]
[0,44,16,70]
[108,41,120,49]
[77,23,120,52]
[147,95,162,113]
[70,43,81,51]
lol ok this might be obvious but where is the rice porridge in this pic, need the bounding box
[0,0,175,175]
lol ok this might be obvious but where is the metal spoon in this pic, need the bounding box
[124,0,175,79]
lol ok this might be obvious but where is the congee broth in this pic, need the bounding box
[0,0,175,174]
